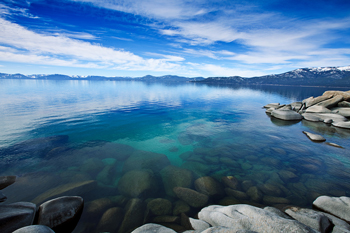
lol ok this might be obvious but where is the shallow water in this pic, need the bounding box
[1,79,350,232]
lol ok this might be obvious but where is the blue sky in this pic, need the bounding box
[0,0,350,77]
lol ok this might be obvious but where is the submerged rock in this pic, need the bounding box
[97,207,123,233]
[147,198,172,216]
[118,170,157,198]
[0,175,17,190]
[173,187,209,208]
[302,131,326,142]
[119,198,146,233]
[221,176,240,190]
[0,202,36,233]
[160,165,193,197]
[194,176,224,198]
[123,150,171,173]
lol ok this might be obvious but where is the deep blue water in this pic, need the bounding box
[1,79,350,232]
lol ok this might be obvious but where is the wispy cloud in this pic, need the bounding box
[0,18,184,72]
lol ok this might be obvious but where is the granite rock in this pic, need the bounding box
[313,196,350,222]
[173,187,209,208]
[0,202,36,233]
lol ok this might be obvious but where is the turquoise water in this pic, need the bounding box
[1,79,350,232]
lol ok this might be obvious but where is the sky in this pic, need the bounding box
[0,0,350,77]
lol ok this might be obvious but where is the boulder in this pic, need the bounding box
[291,102,303,111]
[85,198,113,216]
[147,198,172,216]
[195,176,224,198]
[338,101,350,107]
[12,225,55,233]
[271,110,303,121]
[0,175,16,190]
[301,113,323,122]
[319,113,348,122]
[325,142,344,148]
[96,165,115,185]
[0,202,36,233]
[323,91,350,101]
[305,105,332,113]
[278,170,298,183]
[181,161,212,177]
[263,103,281,109]
[266,107,276,113]
[331,107,350,117]
[198,204,318,232]
[285,207,333,233]
[131,223,176,233]
[119,198,146,233]
[202,227,259,232]
[79,158,104,175]
[313,196,350,222]
[189,217,210,231]
[332,121,350,129]
[305,95,333,108]
[221,176,240,190]
[263,207,293,219]
[316,95,344,108]
[96,207,123,233]
[246,186,263,202]
[225,188,249,200]
[36,196,84,233]
[302,131,326,142]
[160,166,193,197]
[322,212,350,232]
[123,150,171,173]
[173,187,209,208]
[118,170,157,198]
[32,180,96,204]
[259,183,283,197]
[173,200,191,216]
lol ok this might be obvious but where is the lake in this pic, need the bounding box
[1,79,350,232]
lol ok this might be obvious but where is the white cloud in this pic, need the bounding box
[0,18,185,72]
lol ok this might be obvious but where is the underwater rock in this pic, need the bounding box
[241,180,256,192]
[79,158,104,175]
[169,146,179,152]
[0,175,16,190]
[263,196,290,205]
[85,197,113,217]
[325,142,344,148]
[173,187,209,208]
[260,157,281,168]
[181,161,211,177]
[278,170,298,183]
[36,196,83,233]
[119,198,146,233]
[221,176,240,190]
[302,131,326,142]
[179,151,194,160]
[160,165,193,197]
[12,225,54,233]
[147,198,172,216]
[217,197,241,206]
[194,176,224,198]
[225,188,249,200]
[0,202,36,233]
[271,110,302,121]
[96,165,115,186]
[246,186,263,203]
[313,196,350,222]
[96,207,123,233]
[101,142,135,161]
[259,183,283,197]
[198,204,318,233]
[285,207,333,233]
[132,223,177,233]
[0,191,7,202]
[118,169,157,198]
[32,180,96,204]
[173,200,191,216]
[123,150,171,173]
[219,157,240,168]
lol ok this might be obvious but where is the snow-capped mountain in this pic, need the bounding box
[199,65,350,86]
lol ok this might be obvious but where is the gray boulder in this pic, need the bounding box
[322,212,350,233]
[160,165,193,197]
[332,121,350,129]
[316,95,344,108]
[302,131,326,142]
[36,196,84,233]
[271,110,303,121]
[305,95,333,108]
[173,187,209,208]
[291,102,303,111]
[189,217,210,231]
[305,106,332,113]
[131,223,176,233]
[198,204,317,232]
[0,202,36,233]
[285,207,333,233]
[302,113,323,122]
[331,107,350,117]
[0,176,16,190]
[313,196,350,222]
[12,225,55,233]
[266,107,276,113]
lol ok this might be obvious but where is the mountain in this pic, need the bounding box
[0,73,204,82]
[196,66,350,87]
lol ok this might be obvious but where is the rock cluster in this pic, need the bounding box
[132,196,350,233]
[264,90,350,147]
[0,175,83,233]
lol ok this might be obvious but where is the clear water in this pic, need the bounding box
[1,79,350,232]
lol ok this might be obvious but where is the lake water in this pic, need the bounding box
[1,79,350,232]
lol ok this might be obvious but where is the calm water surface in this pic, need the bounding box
[1,79,350,232]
